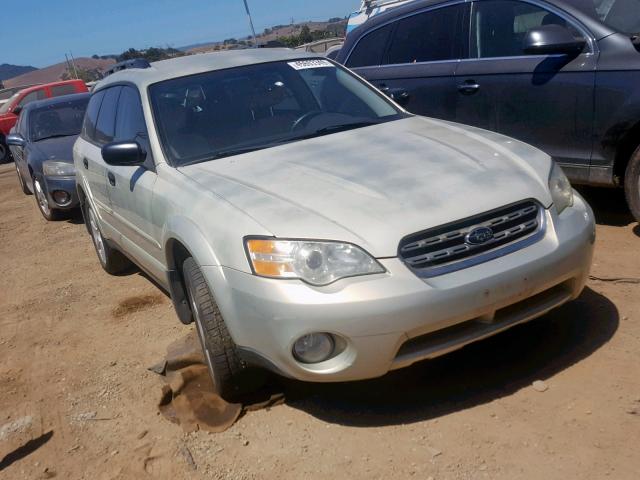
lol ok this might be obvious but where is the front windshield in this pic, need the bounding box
[29,98,89,142]
[573,0,640,35]
[149,59,404,166]
[0,93,19,114]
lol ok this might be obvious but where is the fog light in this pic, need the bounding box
[52,190,71,205]
[293,333,335,364]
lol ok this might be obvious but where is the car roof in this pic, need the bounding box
[23,92,90,112]
[95,49,324,91]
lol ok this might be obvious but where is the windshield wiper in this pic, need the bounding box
[178,121,381,167]
[34,133,76,142]
[312,121,380,137]
[179,144,270,166]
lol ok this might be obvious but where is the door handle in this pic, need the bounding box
[107,171,116,186]
[379,84,410,103]
[83,158,88,169]
[457,81,480,95]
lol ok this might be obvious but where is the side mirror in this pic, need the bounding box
[101,141,146,166]
[12,106,22,116]
[523,25,586,56]
[6,133,26,148]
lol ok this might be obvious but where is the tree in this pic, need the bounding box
[61,67,101,82]
[299,25,313,44]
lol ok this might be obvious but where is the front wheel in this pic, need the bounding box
[182,257,263,401]
[85,203,131,274]
[624,146,640,223]
[16,163,30,195]
[33,176,61,221]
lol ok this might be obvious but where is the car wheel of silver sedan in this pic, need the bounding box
[85,203,131,274]
[182,256,264,401]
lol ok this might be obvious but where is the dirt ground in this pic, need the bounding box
[0,162,639,480]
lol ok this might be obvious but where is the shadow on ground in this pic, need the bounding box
[576,186,635,228]
[282,287,618,427]
[0,431,53,472]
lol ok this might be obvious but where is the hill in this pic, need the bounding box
[186,19,346,53]
[0,64,37,81]
[3,58,115,87]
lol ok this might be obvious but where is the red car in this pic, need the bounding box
[0,79,88,163]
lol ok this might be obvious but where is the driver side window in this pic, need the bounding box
[471,0,583,58]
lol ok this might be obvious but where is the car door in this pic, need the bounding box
[344,2,467,122]
[105,85,162,276]
[457,0,596,172]
[74,88,119,238]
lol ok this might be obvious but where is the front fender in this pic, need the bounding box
[162,216,224,325]
[163,215,221,268]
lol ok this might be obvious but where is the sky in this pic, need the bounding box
[1,0,361,68]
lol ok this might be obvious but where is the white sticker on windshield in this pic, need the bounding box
[288,59,334,70]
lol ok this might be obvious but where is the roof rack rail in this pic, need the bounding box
[103,58,151,77]
[360,0,413,11]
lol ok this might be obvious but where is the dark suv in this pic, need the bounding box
[337,0,640,221]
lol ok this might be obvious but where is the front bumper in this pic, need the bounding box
[44,176,79,210]
[204,193,595,382]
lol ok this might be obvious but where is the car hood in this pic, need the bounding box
[179,116,553,257]
[30,135,78,163]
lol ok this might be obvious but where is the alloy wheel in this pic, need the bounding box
[16,164,25,189]
[88,207,107,265]
[33,179,51,217]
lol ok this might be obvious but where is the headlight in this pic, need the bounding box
[245,238,385,286]
[548,162,573,214]
[43,161,75,177]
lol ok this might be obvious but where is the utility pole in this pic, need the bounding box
[69,51,79,78]
[242,0,258,47]
[64,54,75,79]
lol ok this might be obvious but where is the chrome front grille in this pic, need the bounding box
[399,200,544,277]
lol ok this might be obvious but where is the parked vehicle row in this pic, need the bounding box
[336,0,640,221]
[0,79,88,163]
[7,93,89,219]
[46,50,596,401]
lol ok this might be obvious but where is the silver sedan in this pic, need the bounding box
[74,50,595,400]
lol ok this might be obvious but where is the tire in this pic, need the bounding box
[0,142,9,164]
[624,146,640,223]
[85,203,131,274]
[182,256,261,401]
[16,163,31,195]
[32,176,62,221]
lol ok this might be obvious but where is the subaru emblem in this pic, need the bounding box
[465,226,494,245]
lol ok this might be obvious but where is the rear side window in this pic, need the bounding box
[82,90,105,141]
[51,84,78,97]
[386,5,465,64]
[114,86,147,142]
[346,24,393,68]
[94,86,122,145]
[18,89,46,108]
